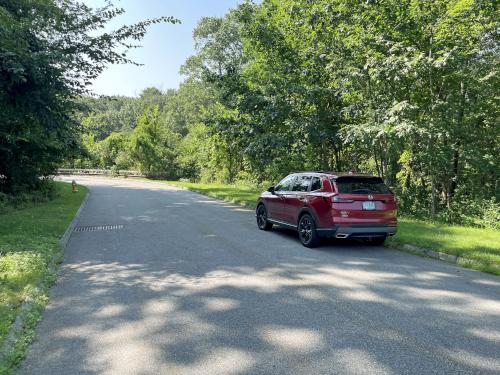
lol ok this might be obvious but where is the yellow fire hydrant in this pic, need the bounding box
[72,180,78,193]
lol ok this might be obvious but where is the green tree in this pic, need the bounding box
[77,96,142,141]
[97,132,129,169]
[130,107,180,177]
[0,0,178,192]
[70,0,498,226]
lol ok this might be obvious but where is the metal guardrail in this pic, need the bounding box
[57,169,144,177]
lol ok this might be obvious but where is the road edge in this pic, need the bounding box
[157,180,497,275]
[156,182,257,210]
[387,242,497,273]
[76,177,497,276]
[60,190,90,249]
[0,189,90,371]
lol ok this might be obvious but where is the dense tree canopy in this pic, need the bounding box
[2,0,498,227]
[0,0,177,192]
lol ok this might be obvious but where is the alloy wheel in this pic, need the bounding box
[299,216,313,244]
[257,205,267,229]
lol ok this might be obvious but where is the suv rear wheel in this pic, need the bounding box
[256,204,273,230]
[365,236,387,246]
[298,213,320,248]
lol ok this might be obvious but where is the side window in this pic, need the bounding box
[292,176,311,192]
[275,175,295,192]
[311,177,322,191]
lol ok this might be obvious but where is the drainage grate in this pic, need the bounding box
[74,225,124,232]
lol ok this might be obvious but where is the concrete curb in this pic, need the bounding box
[0,189,90,366]
[60,191,90,249]
[389,243,491,271]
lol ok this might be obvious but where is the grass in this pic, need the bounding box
[387,218,500,275]
[0,182,87,374]
[157,180,261,208]
[151,179,499,275]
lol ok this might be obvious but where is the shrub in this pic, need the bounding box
[437,196,499,230]
[0,181,58,214]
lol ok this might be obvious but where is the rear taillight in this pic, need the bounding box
[332,196,354,203]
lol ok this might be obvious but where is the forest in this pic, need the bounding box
[1,2,499,372]
[2,0,499,227]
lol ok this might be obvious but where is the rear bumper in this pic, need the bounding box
[316,224,397,238]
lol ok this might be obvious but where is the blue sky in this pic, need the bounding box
[84,0,241,97]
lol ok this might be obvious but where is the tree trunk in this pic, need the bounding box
[320,142,329,171]
[379,143,386,180]
[431,177,436,218]
[374,147,381,177]
[332,143,341,171]
[450,80,466,200]
[449,145,459,199]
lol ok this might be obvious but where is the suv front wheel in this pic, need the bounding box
[256,204,273,230]
[298,213,320,248]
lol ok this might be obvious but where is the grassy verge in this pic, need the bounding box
[0,182,87,374]
[154,179,499,275]
[387,219,499,275]
[160,180,261,208]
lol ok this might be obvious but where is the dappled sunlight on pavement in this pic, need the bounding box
[21,177,500,374]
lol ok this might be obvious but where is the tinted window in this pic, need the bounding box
[311,177,322,191]
[275,175,296,191]
[292,176,311,192]
[333,176,391,194]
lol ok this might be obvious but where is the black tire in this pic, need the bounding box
[256,204,273,230]
[298,213,320,248]
[365,236,387,246]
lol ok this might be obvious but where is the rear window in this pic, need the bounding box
[333,176,391,194]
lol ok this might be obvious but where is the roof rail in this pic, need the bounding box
[290,171,372,176]
[291,171,327,174]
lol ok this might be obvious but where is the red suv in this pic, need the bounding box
[256,172,397,247]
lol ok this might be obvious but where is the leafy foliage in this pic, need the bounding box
[130,106,180,178]
[0,0,178,192]
[70,0,498,227]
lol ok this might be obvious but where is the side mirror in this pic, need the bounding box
[267,186,275,194]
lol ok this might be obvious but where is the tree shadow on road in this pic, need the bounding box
[19,183,500,375]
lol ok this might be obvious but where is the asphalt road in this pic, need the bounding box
[19,176,500,375]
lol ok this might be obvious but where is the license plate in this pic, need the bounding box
[362,201,376,210]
